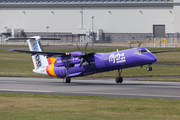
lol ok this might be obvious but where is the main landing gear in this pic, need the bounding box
[115,69,123,84]
[63,67,71,84]
[64,77,71,83]
[147,65,152,71]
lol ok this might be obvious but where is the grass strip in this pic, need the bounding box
[0,93,180,120]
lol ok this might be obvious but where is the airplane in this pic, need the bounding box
[8,36,175,84]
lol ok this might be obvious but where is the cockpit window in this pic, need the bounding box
[134,49,149,54]
[140,49,148,53]
[134,50,140,54]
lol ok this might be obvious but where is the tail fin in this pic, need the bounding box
[27,36,49,75]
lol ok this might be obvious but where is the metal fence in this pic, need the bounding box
[1,32,180,48]
[1,39,180,48]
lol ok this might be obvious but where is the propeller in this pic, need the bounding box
[73,43,94,68]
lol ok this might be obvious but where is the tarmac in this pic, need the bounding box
[0,77,180,99]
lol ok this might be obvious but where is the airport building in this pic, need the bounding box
[0,0,179,44]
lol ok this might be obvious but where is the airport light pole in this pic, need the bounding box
[92,16,94,46]
[80,8,83,29]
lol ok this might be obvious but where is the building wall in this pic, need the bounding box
[0,7,82,32]
[83,6,174,33]
[174,0,180,33]
[0,5,174,34]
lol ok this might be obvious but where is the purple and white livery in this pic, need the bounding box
[9,36,175,84]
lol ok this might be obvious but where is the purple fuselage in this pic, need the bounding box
[52,47,157,78]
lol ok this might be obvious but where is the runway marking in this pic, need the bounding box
[0,89,52,93]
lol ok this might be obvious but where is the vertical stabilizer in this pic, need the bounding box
[27,36,48,75]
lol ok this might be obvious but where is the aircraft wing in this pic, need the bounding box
[8,49,70,56]
[151,50,176,53]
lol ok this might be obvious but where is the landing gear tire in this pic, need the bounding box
[147,66,152,71]
[115,77,123,84]
[65,77,71,83]
[116,69,123,84]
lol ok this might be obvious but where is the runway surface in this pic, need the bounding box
[0,77,180,99]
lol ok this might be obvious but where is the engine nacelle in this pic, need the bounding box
[54,57,80,67]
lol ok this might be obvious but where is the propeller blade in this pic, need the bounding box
[84,57,92,67]
[76,42,93,68]
[84,42,88,52]
[77,45,82,53]
[79,58,84,68]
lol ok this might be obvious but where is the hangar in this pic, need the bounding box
[0,0,179,44]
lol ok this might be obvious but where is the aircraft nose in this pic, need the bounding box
[147,54,157,63]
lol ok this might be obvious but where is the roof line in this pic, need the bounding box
[0,2,173,8]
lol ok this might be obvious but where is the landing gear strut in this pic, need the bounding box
[147,65,152,71]
[64,67,71,83]
[115,69,123,84]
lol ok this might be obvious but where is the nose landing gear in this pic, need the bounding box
[147,65,152,71]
